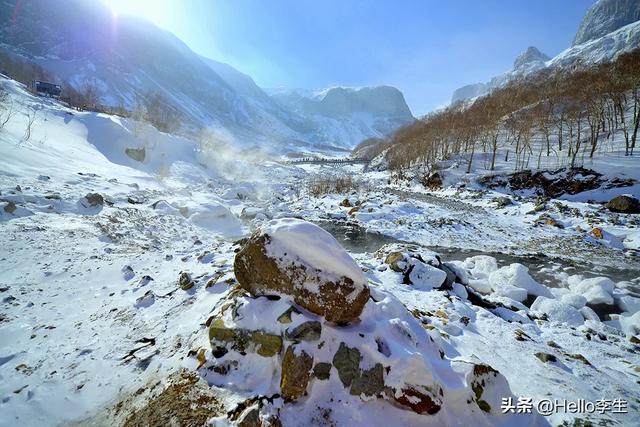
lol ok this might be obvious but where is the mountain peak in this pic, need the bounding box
[573,0,640,46]
[513,46,550,69]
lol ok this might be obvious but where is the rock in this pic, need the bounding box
[234,219,370,323]
[236,404,260,427]
[285,321,321,342]
[3,201,16,214]
[84,193,104,207]
[280,346,313,401]
[340,198,352,207]
[135,290,156,308]
[384,252,405,272]
[350,363,385,397]
[421,172,442,190]
[535,214,563,228]
[392,386,442,415]
[121,265,135,281]
[209,318,283,358]
[534,352,557,363]
[121,370,223,426]
[312,362,332,380]
[590,227,604,239]
[178,272,195,290]
[276,306,299,324]
[332,343,361,388]
[125,147,146,162]
[493,196,513,208]
[605,195,640,214]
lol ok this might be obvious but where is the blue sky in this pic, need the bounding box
[106,0,595,116]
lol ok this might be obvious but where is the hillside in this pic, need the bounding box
[0,0,414,154]
[450,0,640,104]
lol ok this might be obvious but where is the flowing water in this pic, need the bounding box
[315,220,640,296]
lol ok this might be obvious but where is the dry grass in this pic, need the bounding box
[306,174,367,197]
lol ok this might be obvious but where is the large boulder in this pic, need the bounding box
[234,219,370,323]
[605,195,640,214]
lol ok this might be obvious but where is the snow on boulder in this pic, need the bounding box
[560,293,587,309]
[488,263,552,298]
[459,255,498,294]
[376,244,447,290]
[568,277,615,305]
[194,283,536,425]
[234,218,370,323]
[530,296,585,327]
[616,294,640,314]
[618,311,640,337]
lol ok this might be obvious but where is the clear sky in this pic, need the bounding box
[103,0,595,116]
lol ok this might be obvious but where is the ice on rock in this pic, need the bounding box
[530,296,585,327]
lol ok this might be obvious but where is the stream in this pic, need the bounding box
[315,219,640,297]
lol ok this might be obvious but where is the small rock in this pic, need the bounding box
[280,346,313,401]
[493,196,513,208]
[534,352,557,363]
[84,193,104,207]
[285,321,321,342]
[234,219,370,323]
[209,319,282,358]
[392,386,442,415]
[3,201,16,214]
[178,272,195,290]
[332,343,361,388]
[313,362,332,380]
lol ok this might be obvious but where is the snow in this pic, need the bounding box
[264,218,367,288]
[1,75,639,426]
[488,264,553,298]
[568,277,615,305]
[530,297,585,327]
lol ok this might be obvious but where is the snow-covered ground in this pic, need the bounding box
[1,78,639,426]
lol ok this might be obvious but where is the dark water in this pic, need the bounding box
[315,220,640,294]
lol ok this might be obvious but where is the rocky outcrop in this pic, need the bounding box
[573,0,640,46]
[234,219,370,323]
[193,220,532,425]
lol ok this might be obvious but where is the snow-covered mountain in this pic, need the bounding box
[450,0,640,104]
[573,0,640,45]
[268,86,415,150]
[0,0,413,154]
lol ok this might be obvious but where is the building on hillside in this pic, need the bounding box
[31,80,62,98]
